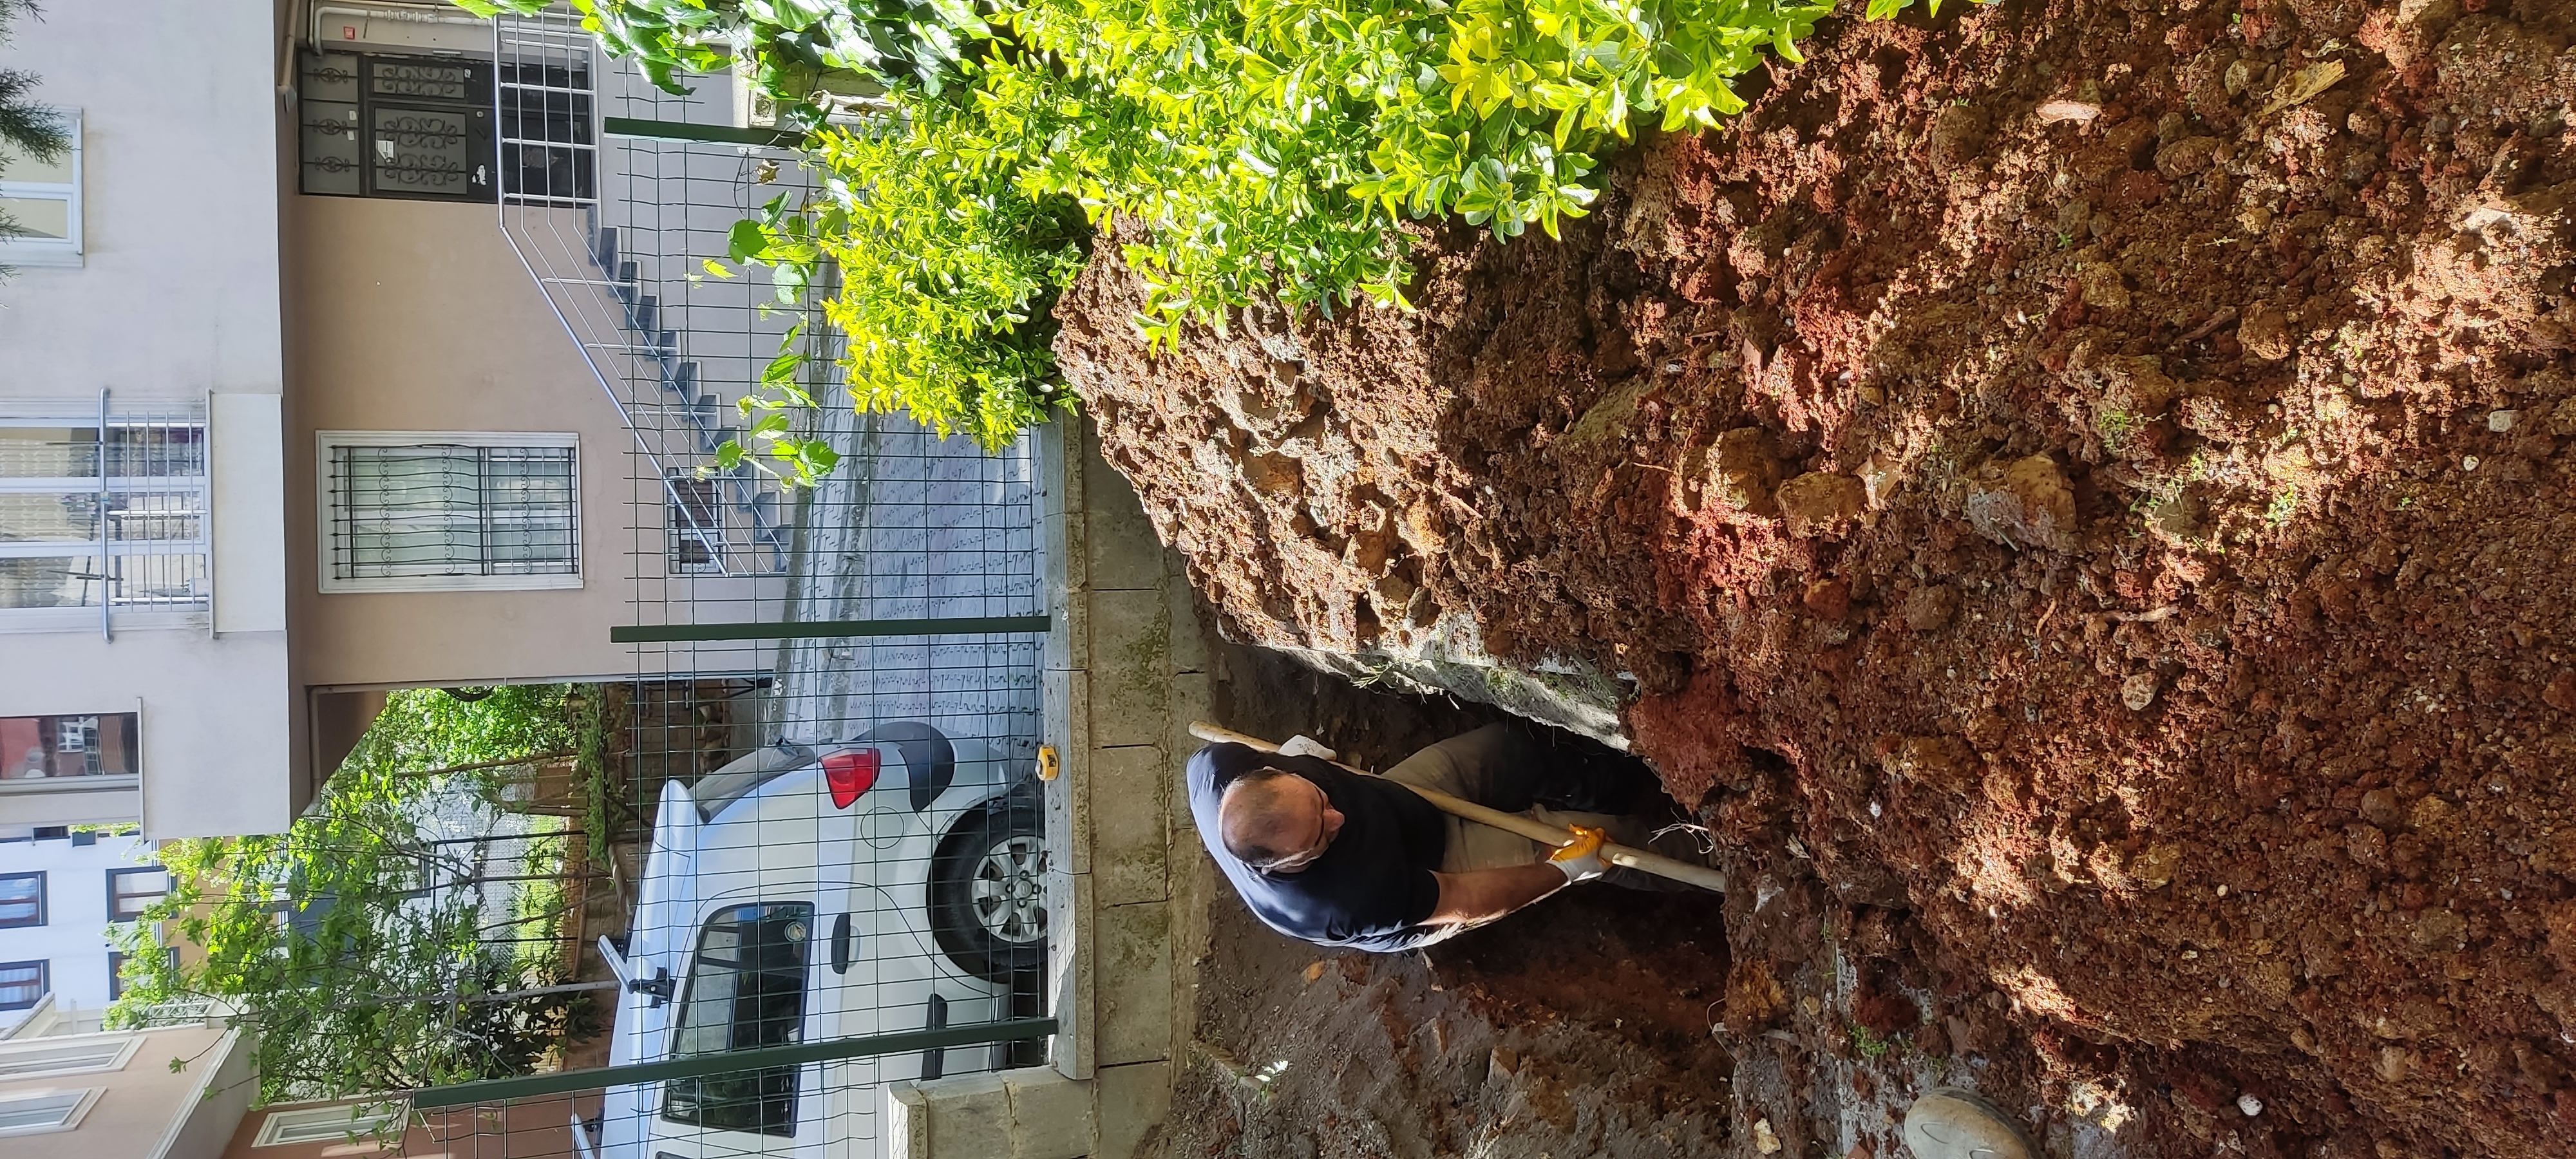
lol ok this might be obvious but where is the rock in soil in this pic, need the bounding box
[1061,3,2576,1156]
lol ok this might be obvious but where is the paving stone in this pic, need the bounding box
[1090,744,1169,907]
[1088,587,1170,749]
[1164,557,1209,676]
[1084,430,1167,592]
[1003,1067,1093,1159]
[1092,1061,1174,1159]
[1094,901,1172,1067]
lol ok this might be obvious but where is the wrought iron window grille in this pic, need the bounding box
[317,433,581,592]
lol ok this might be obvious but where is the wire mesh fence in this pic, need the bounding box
[446,10,1057,1156]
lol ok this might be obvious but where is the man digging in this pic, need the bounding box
[1185,721,2045,1159]
[1182,720,1703,953]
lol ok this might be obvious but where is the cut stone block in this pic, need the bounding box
[1003,1067,1093,1159]
[1090,744,1170,907]
[1048,870,1096,1080]
[1095,900,1173,1067]
[885,1073,1011,1159]
[1093,1061,1174,1159]
[1084,429,1168,592]
[1088,587,1171,749]
[1043,522,1088,674]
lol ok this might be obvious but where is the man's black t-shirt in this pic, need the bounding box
[1184,742,1449,952]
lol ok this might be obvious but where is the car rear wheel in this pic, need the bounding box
[931,803,1048,983]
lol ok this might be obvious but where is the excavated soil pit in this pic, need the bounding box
[1175,637,1745,1159]
[1071,1,2576,1156]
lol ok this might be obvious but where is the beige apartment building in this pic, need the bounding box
[1,1,658,839]
[0,1015,256,1159]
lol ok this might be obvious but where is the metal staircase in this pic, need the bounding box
[491,17,809,578]
[580,211,790,570]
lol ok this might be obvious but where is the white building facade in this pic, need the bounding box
[0,831,162,1028]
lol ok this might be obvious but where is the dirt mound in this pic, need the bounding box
[1061,1,2576,1155]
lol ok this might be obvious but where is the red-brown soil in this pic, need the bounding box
[1061,1,2576,1155]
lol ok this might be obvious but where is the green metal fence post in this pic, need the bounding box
[410,1017,1059,1109]
[600,117,802,149]
[611,616,1050,645]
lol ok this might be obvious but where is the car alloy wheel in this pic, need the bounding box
[929,800,1050,983]
[971,834,1047,945]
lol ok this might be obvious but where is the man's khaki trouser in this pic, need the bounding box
[1378,723,1700,888]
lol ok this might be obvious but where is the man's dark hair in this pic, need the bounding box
[1217,767,1311,871]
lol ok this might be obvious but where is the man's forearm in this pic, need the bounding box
[1424,863,1567,927]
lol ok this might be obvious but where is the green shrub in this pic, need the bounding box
[457,0,995,108]
[723,101,1088,458]
[464,0,1853,460]
[1004,0,1828,344]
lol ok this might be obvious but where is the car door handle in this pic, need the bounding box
[830,912,853,975]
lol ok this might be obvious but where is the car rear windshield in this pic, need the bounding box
[690,746,815,823]
[661,902,815,1136]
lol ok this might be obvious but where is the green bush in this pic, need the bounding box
[457,0,994,106]
[1004,0,1829,344]
[723,103,1087,459]
[464,0,1849,460]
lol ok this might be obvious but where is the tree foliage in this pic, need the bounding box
[108,750,589,1100]
[459,0,1878,460]
[345,685,576,778]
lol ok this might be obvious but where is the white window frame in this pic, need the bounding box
[0,109,81,269]
[0,1088,103,1137]
[0,1032,140,1080]
[252,1102,406,1147]
[314,431,582,594]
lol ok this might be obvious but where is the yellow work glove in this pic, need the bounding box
[1548,825,1609,883]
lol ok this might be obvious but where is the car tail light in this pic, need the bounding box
[824,749,880,810]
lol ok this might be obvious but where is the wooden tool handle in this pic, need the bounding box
[1187,721,1727,894]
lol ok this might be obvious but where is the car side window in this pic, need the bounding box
[660,902,815,1136]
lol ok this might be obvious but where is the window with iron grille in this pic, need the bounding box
[0,875,41,929]
[0,413,209,625]
[106,866,166,921]
[498,53,596,205]
[319,433,580,592]
[0,961,45,1010]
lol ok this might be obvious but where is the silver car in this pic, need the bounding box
[587,724,1046,1158]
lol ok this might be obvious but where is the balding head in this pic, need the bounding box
[1217,768,1343,873]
